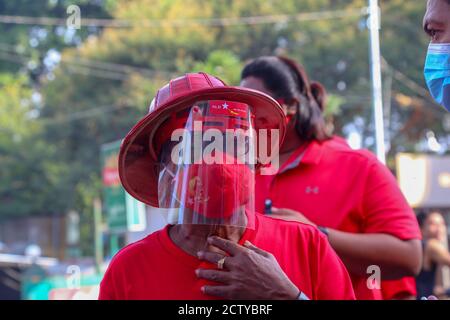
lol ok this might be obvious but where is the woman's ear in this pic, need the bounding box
[310,81,327,112]
[286,98,299,116]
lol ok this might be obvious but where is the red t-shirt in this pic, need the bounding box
[99,212,355,300]
[255,136,421,300]
[382,277,417,300]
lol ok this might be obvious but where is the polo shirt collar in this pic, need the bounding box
[278,140,323,174]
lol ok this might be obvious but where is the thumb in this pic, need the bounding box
[244,240,270,258]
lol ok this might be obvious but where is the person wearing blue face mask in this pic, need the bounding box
[423,0,450,111]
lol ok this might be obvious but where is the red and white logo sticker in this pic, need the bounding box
[208,100,249,118]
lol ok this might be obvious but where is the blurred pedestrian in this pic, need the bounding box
[237,56,422,300]
[416,211,450,299]
[423,0,450,111]
[98,72,355,300]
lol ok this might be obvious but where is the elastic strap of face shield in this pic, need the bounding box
[158,165,176,185]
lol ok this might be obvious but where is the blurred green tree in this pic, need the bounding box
[0,74,68,217]
[0,0,448,256]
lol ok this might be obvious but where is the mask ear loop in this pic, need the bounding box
[158,165,179,207]
[276,98,299,124]
[157,164,183,224]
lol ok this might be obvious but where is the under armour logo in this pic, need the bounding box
[305,186,319,194]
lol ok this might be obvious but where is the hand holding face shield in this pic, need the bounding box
[118,73,286,229]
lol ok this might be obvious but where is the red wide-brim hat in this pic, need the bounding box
[118,73,286,207]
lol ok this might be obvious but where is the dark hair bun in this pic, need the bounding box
[310,81,327,111]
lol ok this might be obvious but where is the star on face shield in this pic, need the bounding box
[155,100,256,229]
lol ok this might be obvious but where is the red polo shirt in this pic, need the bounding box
[255,136,421,300]
[382,277,417,300]
[99,212,355,300]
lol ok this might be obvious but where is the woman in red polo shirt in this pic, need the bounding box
[99,72,355,300]
[240,56,422,300]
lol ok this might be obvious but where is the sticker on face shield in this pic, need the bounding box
[207,100,249,119]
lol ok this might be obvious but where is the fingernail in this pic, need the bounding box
[195,269,200,276]
[197,251,204,258]
[201,286,205,293]
[244,240,251,247]
[207,237,214,243]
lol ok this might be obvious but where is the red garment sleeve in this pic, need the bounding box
[313,232,356,300]
[98,264,117,300]
[360,158,421,240]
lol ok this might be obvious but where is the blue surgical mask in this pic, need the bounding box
[424,43,450,112]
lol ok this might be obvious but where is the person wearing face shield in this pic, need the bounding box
[423,0,450,111]
[98,72,355,300]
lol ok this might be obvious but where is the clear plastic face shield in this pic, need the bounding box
[155,100,256,229]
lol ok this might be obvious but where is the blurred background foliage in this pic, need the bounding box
[0,0,448,255]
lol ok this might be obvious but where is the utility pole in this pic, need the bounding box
[383,66,393,153]
[93,198,103,273]
[368,0,386,164]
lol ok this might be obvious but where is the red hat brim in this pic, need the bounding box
[118,86,286,207]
